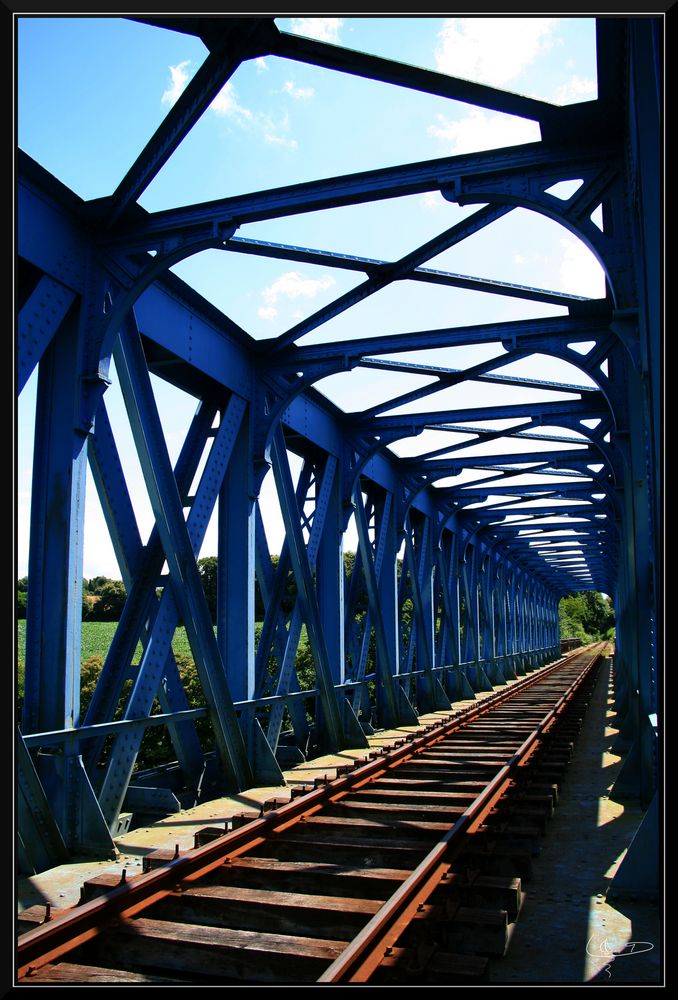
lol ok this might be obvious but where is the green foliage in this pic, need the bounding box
[559,591,615,642]
[197,556,218,622]
[94,580,127,620]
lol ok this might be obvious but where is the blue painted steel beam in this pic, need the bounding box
[105,141,617,250]
[22,308,87,737]
[96,393,250,827]
[278,315,613,368]
[271,204,513,350]
[359,358,598,396]
[269,428,348,752]
[103,18,275,226]
[112,322,254,791]
[223,236,589,308]
[17,276,77,395]
[360,397,608,434]
[271,26,559,124]
[82,395,217,775]
[352,489,416,727]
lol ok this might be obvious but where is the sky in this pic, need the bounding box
[16,15,606,581]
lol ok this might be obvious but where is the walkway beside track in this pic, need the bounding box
[488,655,661,984]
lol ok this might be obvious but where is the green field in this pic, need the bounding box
[16,620,195,667]
[16,620,197,703]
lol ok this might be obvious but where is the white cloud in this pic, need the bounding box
[265,132,298,149]
[161,59,192,106]
[422,191,447,210]
[558,237,606,299]
[213,82,298,148]
[514,253,526,265]
[261,111,298,148]
[289,17,343,43]
[283,80,315,99]
[434,18,559,87]
[211,81,253,122]
[259,271,336,320]
[255,57,269,71]
[553,75,597,105]
[428,108,540,155]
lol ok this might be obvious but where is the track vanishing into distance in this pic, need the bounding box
[17,644,606,986]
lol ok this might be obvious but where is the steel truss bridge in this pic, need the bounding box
[16,16,661,885]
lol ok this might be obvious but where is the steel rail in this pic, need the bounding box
[17,644,603,982]
[318,644,603,982]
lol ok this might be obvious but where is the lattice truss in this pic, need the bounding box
[17,16,660,861]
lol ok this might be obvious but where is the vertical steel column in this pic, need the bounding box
[316,457,345,690]
[23,309,85,737]
[252,466,312,751]
[404,513,450,713]
[22,303,115,856]
[353,489,417,728]
[218,404,255,705]
[439,530,475,702]
[611,354,656,806]
[316,457,366,744]
[270,428,347,753]
[516,571,529,672]
[480,549,506,685]
[461,543,492,692]
[494,556,516,680]
[375,492,401,722]
[218,416,285,784]
[549,591,560,657]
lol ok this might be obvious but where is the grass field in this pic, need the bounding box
[16,620,196,666]
[16,620,198,702]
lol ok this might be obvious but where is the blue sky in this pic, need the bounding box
[17,16,605,580]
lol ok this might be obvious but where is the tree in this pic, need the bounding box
[95,580,127,620]
[197,556,218,623]
[559,591,614,641]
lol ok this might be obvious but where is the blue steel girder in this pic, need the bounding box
[95,392,250,827]
[103,142,619,259]
[111,320,255,791]
[222,235,590,309]
[81,393,218,774]
[269,428,350,753]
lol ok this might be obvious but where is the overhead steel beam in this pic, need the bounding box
[103,18,276,226]
[272,27,558,123]
[104,141,616,250]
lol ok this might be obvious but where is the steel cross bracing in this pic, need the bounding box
[16,16,661,872]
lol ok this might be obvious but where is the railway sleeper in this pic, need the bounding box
[75,916,348,984]
[431,872,522,921]
[321,799,468,823]
[250,832,430,869]
[456,843,533,880]
[216,856,410,899]
[19,961,181,984]
[373,943,489,984]
[396,900,510,959]
[147,884,383,940]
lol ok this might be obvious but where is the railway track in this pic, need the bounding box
[17,644,606,985]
